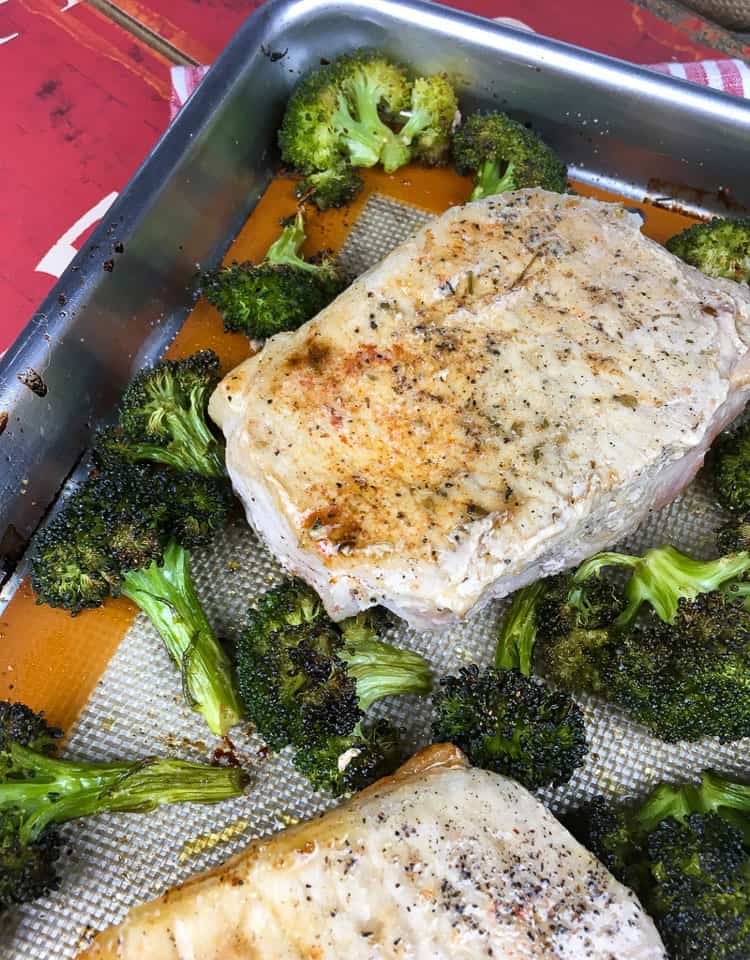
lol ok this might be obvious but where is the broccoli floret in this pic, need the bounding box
[431,586,588,792]
[714,423,750,512]
[94,351,225,478]
[718,511,750,554]
[432,664,587,791]
[236,581,432,759]
[296,163,363,210]
[201,212,345,339]
[392,74,457,166]
[31,463,242,737]
[452,111,568,201]
[570,771,750,960]
[536,547,750,742]
[279,50,412,207]
[293,719,402,797]
[0,700,247,910]
[534,573,625,694]
[573,544,750,628]
[666,217,750,284]
[279,51,458,207]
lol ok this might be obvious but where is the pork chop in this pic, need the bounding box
[210,189,750,629]
[78,745,666,960]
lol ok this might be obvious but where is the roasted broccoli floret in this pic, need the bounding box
[432,585,587,791]
[666,217,750,284]
[279,50,458,208]
[200,212,345,339]
[570,770,750,960]
[236,580,432,755]
[279,50,411,207]
[534,545,750,743]
[452,111,568,201]
[573,543,750,628]
[0,700,247,910]
[293,719,402,797]
[392,74,458,166]
[713,423,750,512]
[534,573,625,694]
[94,351,225,478]
[31,463,242,737]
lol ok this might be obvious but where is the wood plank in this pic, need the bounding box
[0,0,172,356]
[101,0,738,74]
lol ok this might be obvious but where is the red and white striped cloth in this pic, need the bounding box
[170,14,749,119]
[649,57,750,94]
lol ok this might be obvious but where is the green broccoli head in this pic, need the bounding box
[431,665,587,790]
[279,49,412,204]
[280,50,458,206]
[395,74,457,166]
[31,463,241,736]
[237,581,431,752]
[646,812,750,960]
[452,111,568,201]
[0,701,61,761]
[718,512,750,554]
[201,213,345,339]
[533,573,624,693]
[666,217,750,284]
[0,700,247,910]
[296,164,363,210]
[714,424,750,513]
[572,772,750,960]
[98,351,225,478]
[293,719,403,796]
[569,771,750,960]
[0,811,62,910]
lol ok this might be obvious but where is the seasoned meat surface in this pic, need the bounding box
[210,190,750,628]
[79,746,666,960]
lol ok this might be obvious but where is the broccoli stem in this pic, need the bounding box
[470,160,516,201]
[3,745,246,841]
[134,385,225,477]
[633,771,750,842]
[339,637,433,711]
[121,541,243,736]
[495,581,547,675]
[264,213,319,274]
[576,546,750,628]
[336,77,410,173]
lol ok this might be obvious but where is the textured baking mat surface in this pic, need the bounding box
[3,194,750,959]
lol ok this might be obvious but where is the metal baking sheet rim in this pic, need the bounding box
[2,0,750,611]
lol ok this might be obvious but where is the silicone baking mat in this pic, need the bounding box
[3,194,749,959]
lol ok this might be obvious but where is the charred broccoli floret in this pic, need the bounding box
[279,50,457,208]
[570,770,750,960]
[534,544,750,743]
[452,111,568,201]
[572,544,750,628]
[293,719,402,797]
[534,573,625,694]
[236,580,432,772]
[0,700,247,910]
[94,351,225,478]
[666,217,750,284]
[200,213,345,339]
[31,463,242,737]
[432,585,587,791]
[713,423,750,512]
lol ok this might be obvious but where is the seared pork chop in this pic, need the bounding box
[79,745,666,960]
[210,190,750,629]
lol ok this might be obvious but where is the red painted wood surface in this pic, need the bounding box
[1,0,171,354]
[0,0,746,355]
